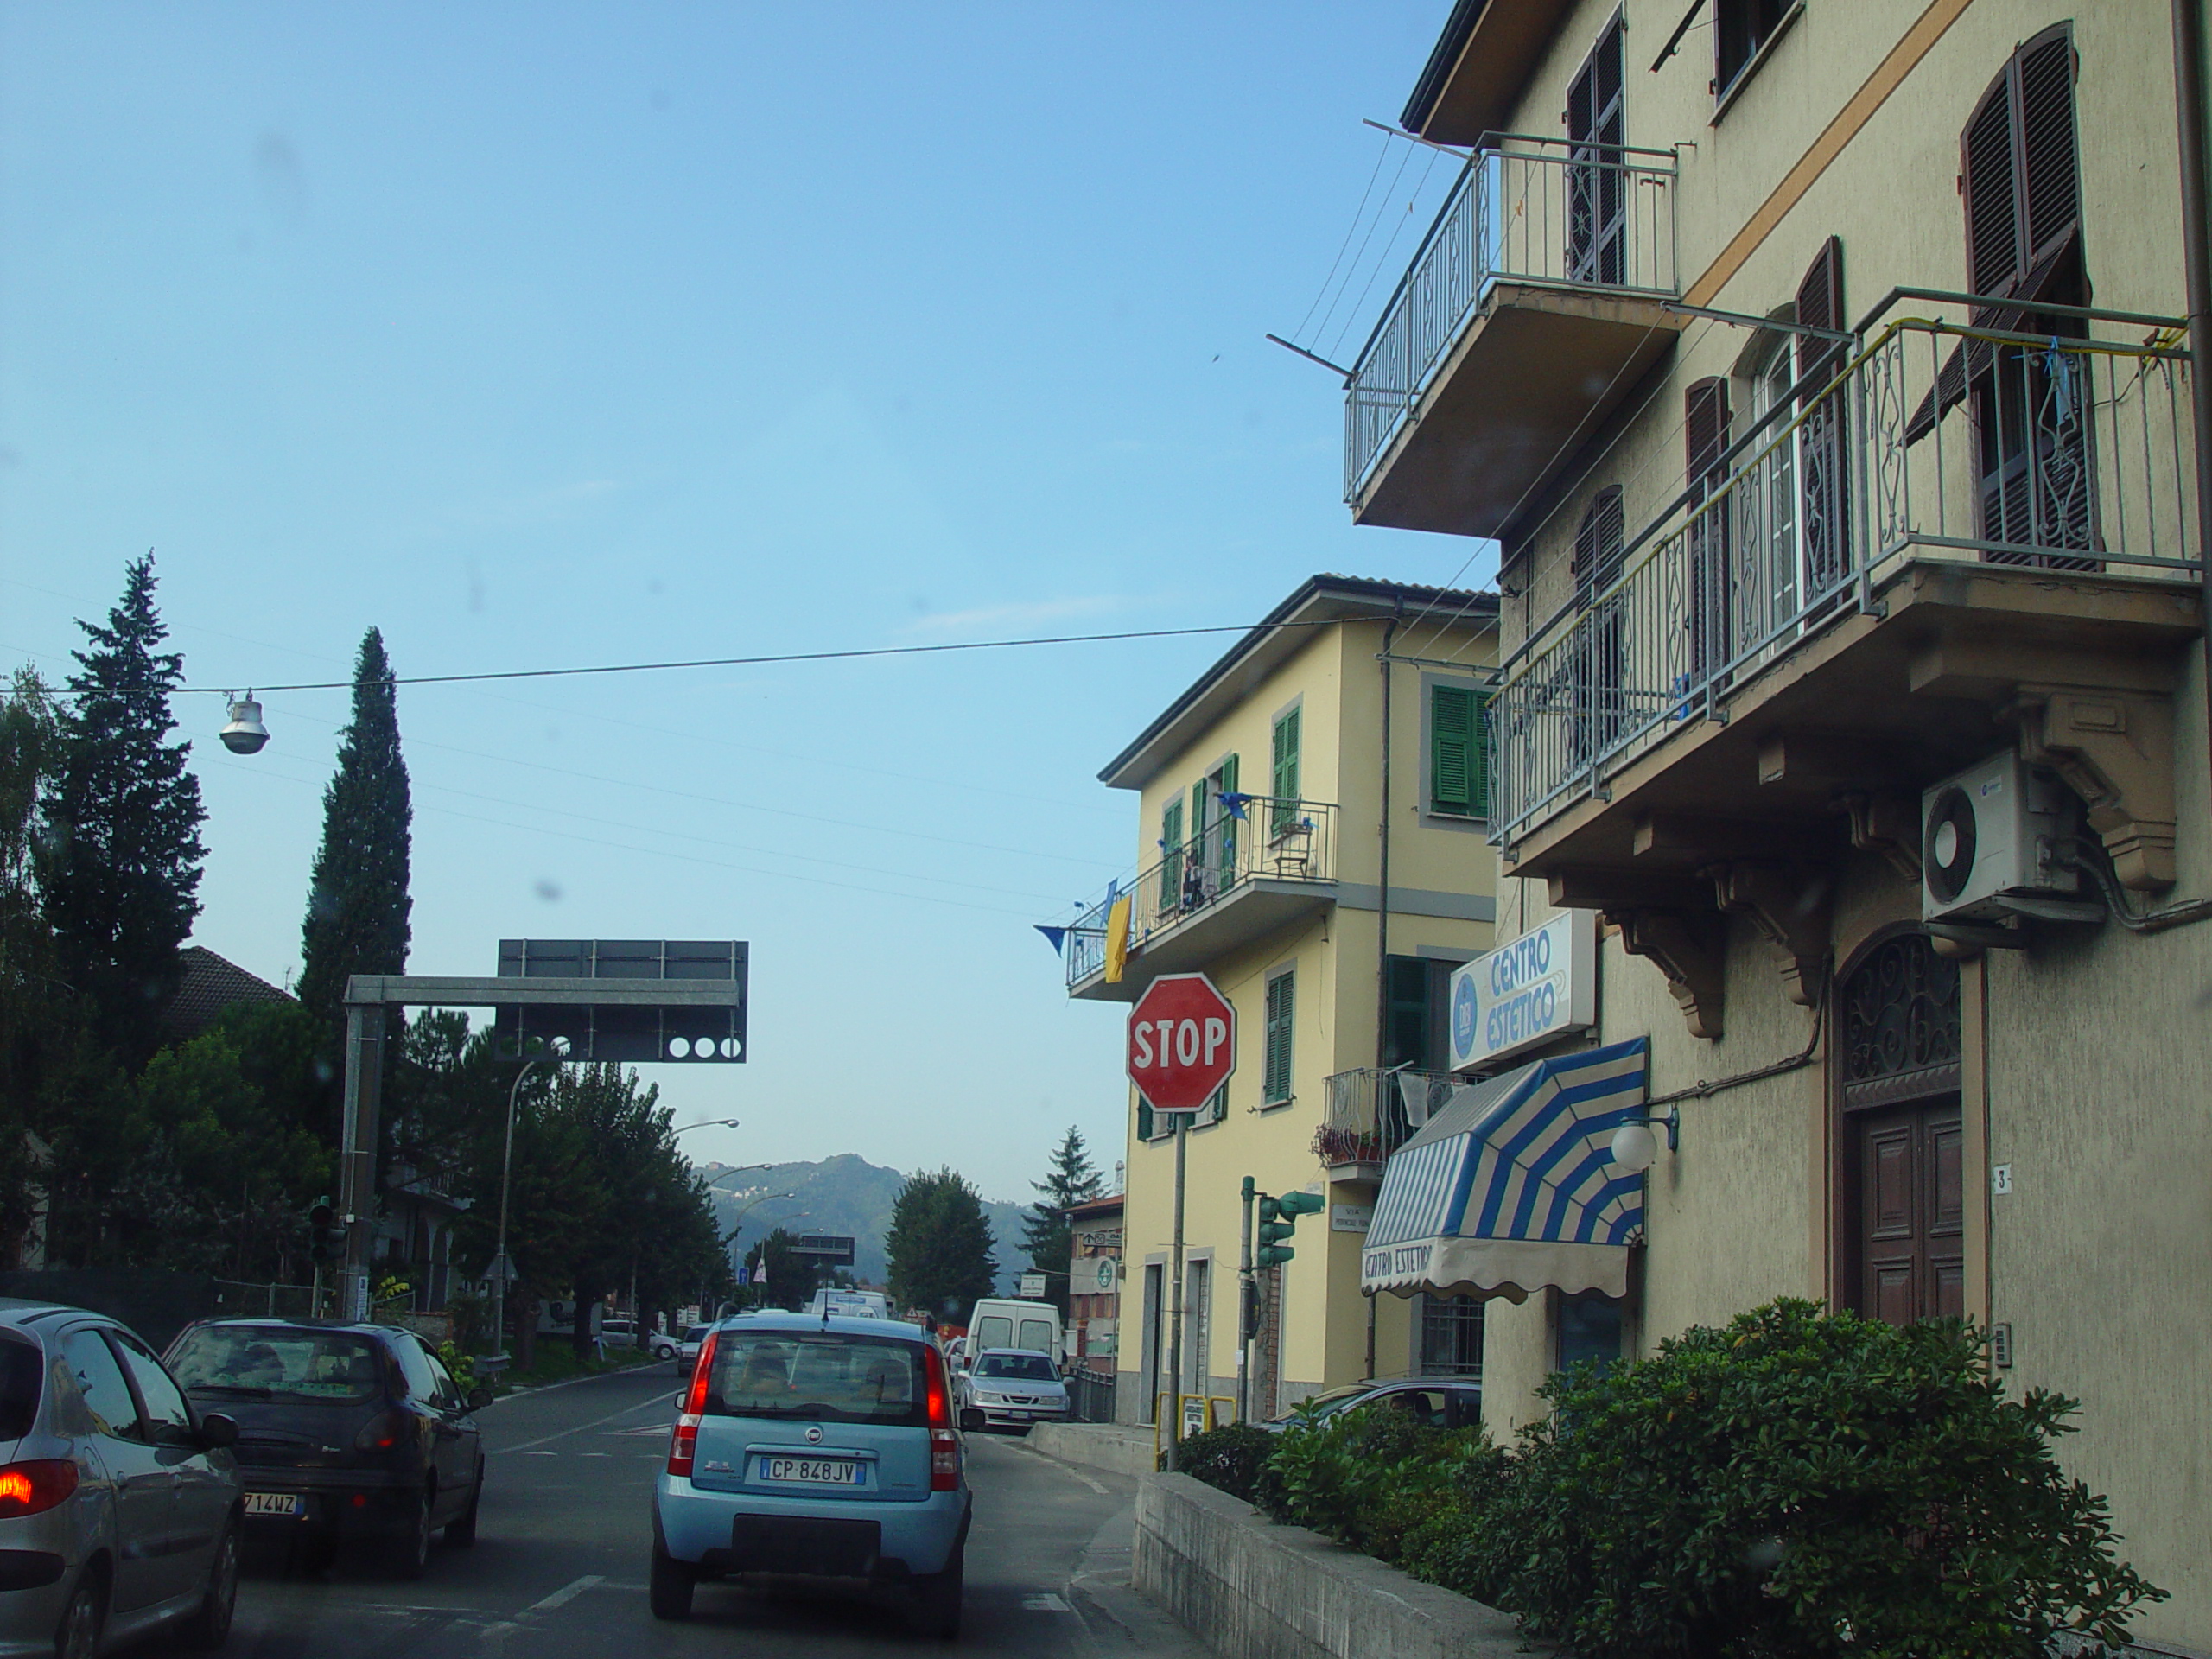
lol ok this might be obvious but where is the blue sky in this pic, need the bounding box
[0,3,1491,1205]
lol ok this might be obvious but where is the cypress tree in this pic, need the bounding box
[298,628,412,1024]
[1020,1125,1103,1314]
[38,556,207,1065]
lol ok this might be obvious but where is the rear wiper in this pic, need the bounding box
[187,1384,273,1398]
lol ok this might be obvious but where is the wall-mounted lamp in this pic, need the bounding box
[1609,1107,1680,1173]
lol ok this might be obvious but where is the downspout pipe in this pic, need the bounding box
[2175,0,2212,763]
[1370,605,1402,1383]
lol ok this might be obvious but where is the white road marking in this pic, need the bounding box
[500,1395,669,1454]
[524,1574,605,1614]
[524,1450,558,1457]
[1022,1592,1072,1612]
[996,1439,1109,1495]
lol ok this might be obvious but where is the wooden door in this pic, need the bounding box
[1853,1098,1965,1325]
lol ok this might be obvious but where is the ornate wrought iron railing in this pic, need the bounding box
[1489,306,2200,852]
[1344,134,1680,503]
[1063,798,1338,990]
[1314,1067,1459,1166]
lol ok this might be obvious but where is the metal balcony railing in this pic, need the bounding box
[1313,1067,1459,1167]
[1344,134,1680,503]
[1488,302,2201,852]
[1064,798,1338,990]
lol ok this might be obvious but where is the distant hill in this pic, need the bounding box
[693,1154,1029,1295]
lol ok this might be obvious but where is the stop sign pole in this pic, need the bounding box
[1128,974,1236,1470]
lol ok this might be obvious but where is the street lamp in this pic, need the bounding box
[489,1036,568,1357]
[674,1117,741,1135]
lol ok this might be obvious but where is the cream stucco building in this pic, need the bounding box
[1062,576,1502,1425]
[1337,0,2211,1647]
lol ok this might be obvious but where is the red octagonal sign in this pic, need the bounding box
[1128,973,1236,1113]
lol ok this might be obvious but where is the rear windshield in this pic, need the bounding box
[705,1330,925,1427]
[168,1327,385,1404]
[975,1354,1057,1382]
[0,1338,41,1440]
[973,1316,1011,1350]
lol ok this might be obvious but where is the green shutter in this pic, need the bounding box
[1207,1084,1227,1124]
[1263,971,1294,1102]
[1431,685,1478,817]
[1159,798,1185,908]
[1271,709,1300,835]
[1470,690,1491,820]
[1217,754,1239,886]
[1137,1097,1154,1142]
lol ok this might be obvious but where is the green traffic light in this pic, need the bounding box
[1277,1192,1325,1218]
[1255,1245,1294,1268]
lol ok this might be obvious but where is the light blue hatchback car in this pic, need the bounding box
[650,1313,973,1638]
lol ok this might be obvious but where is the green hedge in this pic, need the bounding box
[1176,1300,2163,1658]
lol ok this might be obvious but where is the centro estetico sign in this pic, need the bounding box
[1449,911,1597,1068]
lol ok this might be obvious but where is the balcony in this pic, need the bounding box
[1065,798,1338,1001]
[1314,1068,1459,1185]
[1487,301,2202,1030]
[1344,136,1681,540]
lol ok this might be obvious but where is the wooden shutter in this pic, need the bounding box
[1264,972,1294,1101]
[1215,754,1239,887]
[1431,684,1477,815]
[1795,239,1848,596]
[1793,237,1845,380]
[1271,709,1300,804]
[1207,1084,1228,1124]
[2016,29,2080,276]
[1573,487,1626,601]
[1159,798,1184,907]
[1684,377,1730,491]
[1684,378,1734,683]
[1137,1097,1154,1142]
[1961,73,2021,297]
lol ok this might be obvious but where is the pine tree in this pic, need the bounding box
[38,556,207,1065]
[885,1168,999,1322]
[1019,1125,1103,1314]
[297,627,412,1025]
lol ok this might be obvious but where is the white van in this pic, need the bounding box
[965,1298,1061,1361]
[804,1288,893,1320]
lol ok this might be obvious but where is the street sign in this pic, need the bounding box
[790,1234,856,1266]
[493,939,748,1063]
[1127,973,1236,1113]
[1019,1272,1046,1300]
[1092,1257,1118,1292]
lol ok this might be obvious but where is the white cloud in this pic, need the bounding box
[901,594,1128,638]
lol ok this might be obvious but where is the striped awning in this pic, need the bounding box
[1360,1038,1649,1303]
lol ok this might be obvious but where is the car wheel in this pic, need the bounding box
[909,1545,963,1640]
[180,1521,239,1649]
[445,1462,483,1548]
[648,1545,696,1621]
[387,1484,434,1580]
[54,1569,103,1659]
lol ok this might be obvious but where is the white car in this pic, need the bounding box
[600,1318,639,1350]
[676,1325,711,1371]
[960,1348,1071,1432]
[646,1325,683,1360]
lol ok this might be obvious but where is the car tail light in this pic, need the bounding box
[353,1411,404,1453]
[668,1330,718,1478]
[0,1460,79,1518]
[924,1344,960,1491]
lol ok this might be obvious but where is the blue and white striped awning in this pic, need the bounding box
[1361,1038,1649,1303]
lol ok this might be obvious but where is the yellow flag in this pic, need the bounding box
[1103,896,1133,983]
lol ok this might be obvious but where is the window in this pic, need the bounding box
[1262,969,1294,1103]
[1427,682,1490,819]
[1158,797,1184,910]
[1682,376,1732,683]
[1384,956,1452,1071]
[1570,487,1626,758]
[1715,0,1792,101]
[1557,1293,1623,1374]
[704,1329,926,1427]
[60,1330,142,1442]
[0,1339,41,1441]
[1793,237,1848,605]
[1269,706,1300,835]
[168,1327,384,1403]
[111,1332,194,1445]
[391,1334,442,1402]
[1420,1295,1484,1378]
[1565,16,1626,285]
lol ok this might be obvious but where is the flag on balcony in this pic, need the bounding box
[1360,1037,1649,1303]
[1103,896,1132,983]
[1034,925,1068,955]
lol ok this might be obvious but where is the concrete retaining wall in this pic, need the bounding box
[1134,1473,1538,1659]
[1024,1421,1159,1478]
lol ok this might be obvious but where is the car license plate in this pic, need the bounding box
[243,1492,304,1517]
[760,1457,863,1486]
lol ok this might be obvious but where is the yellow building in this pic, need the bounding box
[1060,575,1501,1424]
[1338,1,2209,1645]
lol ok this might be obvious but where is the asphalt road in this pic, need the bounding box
[134,1361,1205,1658]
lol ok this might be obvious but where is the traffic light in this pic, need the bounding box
[308,1197,344,1266]
[1255,1190,1325,1268]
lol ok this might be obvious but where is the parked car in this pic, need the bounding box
[675,1325,711,1371]
[957,1349,1070,1432]
[650,1312,974,1637]
[0,1299,243,1658]
[600,1319,639,1351]
[646,1325,683,1361]
[165,1319,488,1579]
[1257,1377,1483,1433]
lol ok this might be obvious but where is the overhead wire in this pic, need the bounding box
[1305,137,1422,355]
[1324,144,1447,365]
[1288,127,1397,344]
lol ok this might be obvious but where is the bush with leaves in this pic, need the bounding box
[1254,1399,1500,1564]
[1467,1300,2164,1658]
[1173,1422,1276,1503]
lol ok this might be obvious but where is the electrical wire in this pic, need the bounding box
[1289,128,1397,344]
[1306,138,1421,356]
[1325,145,1446,365]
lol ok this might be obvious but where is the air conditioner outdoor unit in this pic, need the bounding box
[1921,752,2082,923]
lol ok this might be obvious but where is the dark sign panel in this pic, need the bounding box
[790,1234,857,1266]
[492,939,747,1063]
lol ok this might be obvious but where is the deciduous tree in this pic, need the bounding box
[885,1167,998,1324]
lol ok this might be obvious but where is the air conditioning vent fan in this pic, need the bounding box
[1920,753,2082,923]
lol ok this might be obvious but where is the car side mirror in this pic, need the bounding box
[198,1412,239,1451]
[467,1385,493,1412]
[673,1390,688,1410]
[958,1407,985,1433]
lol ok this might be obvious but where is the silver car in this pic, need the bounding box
[957,1349,1070,1431]
[0,1299,243,1656]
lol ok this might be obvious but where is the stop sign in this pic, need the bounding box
[1128,973,1236,1112]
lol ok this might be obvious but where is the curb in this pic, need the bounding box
[480,1356,673,1405]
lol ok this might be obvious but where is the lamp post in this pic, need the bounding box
[488,1038,567,1358]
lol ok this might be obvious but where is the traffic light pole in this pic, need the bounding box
[1164,1110,1187,1472]
[1236,1176,1255,1425]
